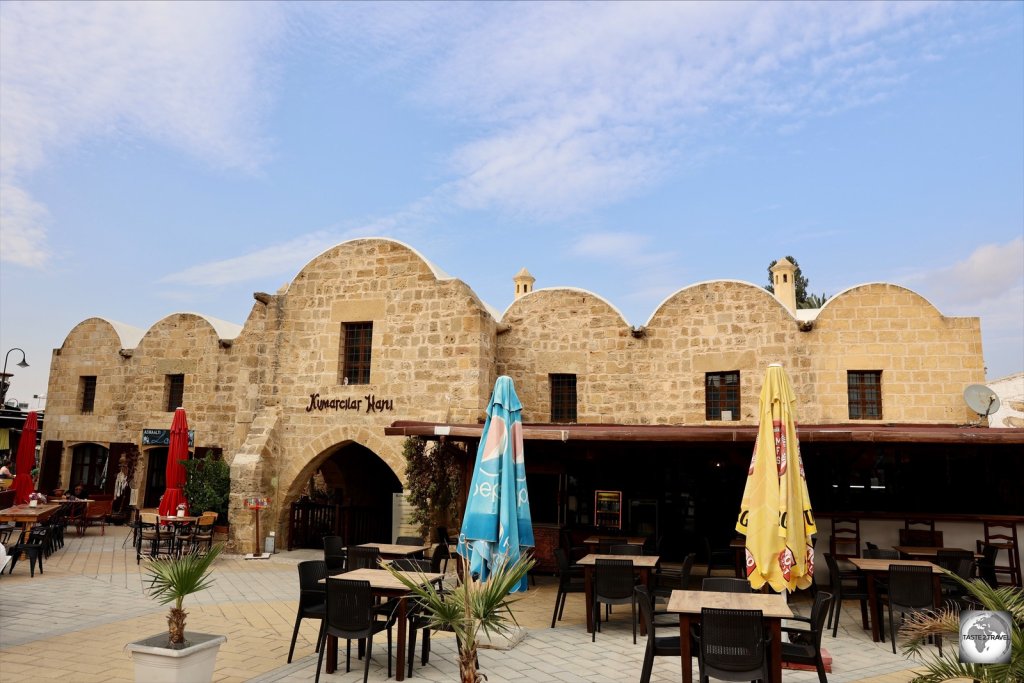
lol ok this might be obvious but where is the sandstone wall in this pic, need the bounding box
[40,239,986,547]
[497,281,983,425]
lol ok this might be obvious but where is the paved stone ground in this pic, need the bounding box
[0,529,933,682]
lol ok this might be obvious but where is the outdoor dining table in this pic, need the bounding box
[319,567,444,682]
[576,553,660,635]
[848,557,944,642]
[581,535,648,554]
[893,545,981,560]
[0,503,59,549]
[357,542,432,559]
[666,589,793,683]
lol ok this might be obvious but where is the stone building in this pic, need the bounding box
[39,238,1023,556]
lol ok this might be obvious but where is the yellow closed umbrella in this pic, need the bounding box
[736,363,817,591]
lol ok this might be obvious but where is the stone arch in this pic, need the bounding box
[275,425,406,547]
[276,426,403,520]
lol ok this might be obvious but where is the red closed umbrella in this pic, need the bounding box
[158,408,190,518]
[11,411,38,505]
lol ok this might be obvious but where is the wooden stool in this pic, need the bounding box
[982,520,1021,587]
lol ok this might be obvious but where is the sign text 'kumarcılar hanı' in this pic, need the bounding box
[305,393,394,413]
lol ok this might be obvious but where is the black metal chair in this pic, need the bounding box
[136,512,174,564]
[704,537,738,577]
[824,552,869,638]
[936,549,974,604]
[347,546,381,571]
[696,607,770,683]
[654,552,696,602]
[635,585,680,683]
[323,535,346,574]
[315,578,393,683]
[781,591,833,683]
[592,558,637,643]
[551,548,585,628]
[396,535,424,546]
[7,527,46,577]
[864,548,900,560]
[433,528,452,574]
[702,577,751,593]
[391,558,431,573]
[390,557,434,677]
[176,512,217,556]
[884,564,941,656]
[609,543,644,555]
[288,560,327,663]
[976,542,999,586]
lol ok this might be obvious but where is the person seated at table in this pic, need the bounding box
[70,483,89,499]
[0,460,12,478]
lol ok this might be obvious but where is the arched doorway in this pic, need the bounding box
[289,442,403,549]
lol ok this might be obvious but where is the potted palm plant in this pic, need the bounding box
[125,544,226,683]
[386,552,534,683]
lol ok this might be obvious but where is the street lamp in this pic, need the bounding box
[0,348,29,406]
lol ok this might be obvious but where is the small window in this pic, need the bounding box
[706,371,740,421]
[848,370,882,419]
[341,322,373,385]
[80,376,97,414]
[550,374,577,423]
[166,374,184,412]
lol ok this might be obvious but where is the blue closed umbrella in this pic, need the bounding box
[457,376,534,593]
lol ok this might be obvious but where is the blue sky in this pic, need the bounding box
[1,1,1022,407]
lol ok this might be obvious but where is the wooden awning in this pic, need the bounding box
[385,420,1024,445]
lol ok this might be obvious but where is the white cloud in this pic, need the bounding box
[312,1,949,219]
[901,237,1024,378]
[0,182,50,266]
[571,231,671,269]
[906,237,1024,307]
[0,1,284,267]
[159,231,343,288]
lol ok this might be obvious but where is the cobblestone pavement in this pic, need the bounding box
[0,529,930,682]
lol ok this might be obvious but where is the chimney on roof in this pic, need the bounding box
[513,267,535,300]
[770,257,797,313]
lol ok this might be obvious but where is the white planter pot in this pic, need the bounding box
[29,499,38,507]
[125,632,226,683]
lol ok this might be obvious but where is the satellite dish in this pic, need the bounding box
[963,384,1000,419]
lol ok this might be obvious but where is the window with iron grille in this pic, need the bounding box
[80,376,97,414]
[705,371,740,421]
[166,374,184,412]
[341,322,373,385]
[848,370,882,419]
[550,374,577,423]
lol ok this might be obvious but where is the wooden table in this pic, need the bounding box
[849,557,943,642]
[581,535,647,553]
[0,503,60,548]
[576,553,659,634]
[893,546,981,560]
[666,589,792,683]
[319,567,443,681]
[358,542,432,559]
